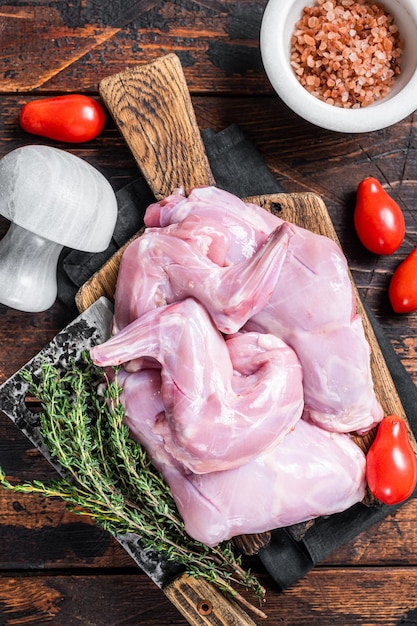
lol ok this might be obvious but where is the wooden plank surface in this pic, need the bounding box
[0,1,271,94]
[1,1,417,624]
[0,569,417,626]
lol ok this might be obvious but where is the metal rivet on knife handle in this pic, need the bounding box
[197,600,213,616]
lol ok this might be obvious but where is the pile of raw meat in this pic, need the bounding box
[91,186,383,547]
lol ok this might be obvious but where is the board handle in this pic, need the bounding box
[163,573,263,625]
[99,53,215,199]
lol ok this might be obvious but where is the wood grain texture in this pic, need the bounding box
[164,574,260,625]
[99,54,215,199]
[0,1,270,94]
[0,569,417,626]
[0,574,189,625]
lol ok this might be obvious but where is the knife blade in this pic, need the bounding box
[0,296,260,626]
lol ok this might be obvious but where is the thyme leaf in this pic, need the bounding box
[0,353,266,617]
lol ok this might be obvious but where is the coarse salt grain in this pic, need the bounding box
[290,0,404,108]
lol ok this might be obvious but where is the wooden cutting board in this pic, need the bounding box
[76,54,407,439]
[76,187,408,450]
[74,53,411,625]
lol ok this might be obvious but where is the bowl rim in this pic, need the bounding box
[260,0,417,133]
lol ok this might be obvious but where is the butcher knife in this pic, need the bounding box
[0,296,260,626]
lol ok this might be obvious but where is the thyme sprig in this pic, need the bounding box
[0,354,266,617]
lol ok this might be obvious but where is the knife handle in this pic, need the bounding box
[164,573,261,625]
[99,53,216,200]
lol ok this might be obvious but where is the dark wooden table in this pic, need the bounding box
[1,2,417,624]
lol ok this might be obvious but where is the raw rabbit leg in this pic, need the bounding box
[113,220,293,334]
[91,298,304,473]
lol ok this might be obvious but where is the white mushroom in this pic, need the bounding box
[0,145,118,312]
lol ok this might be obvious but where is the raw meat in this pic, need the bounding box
[91,298,304,473]
[112,217,294,335]
[245,224,383,434]
[90,185,381,545]
[113,365,366,547]
[114,185,382,434]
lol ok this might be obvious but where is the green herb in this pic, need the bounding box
[0,353,266,618]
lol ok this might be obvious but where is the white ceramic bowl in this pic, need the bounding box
[260,0,417,133]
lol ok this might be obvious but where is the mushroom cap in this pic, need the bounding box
[0,145,118,252]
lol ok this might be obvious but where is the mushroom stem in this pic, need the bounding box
[0,222,63,312]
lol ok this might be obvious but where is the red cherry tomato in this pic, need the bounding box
[366,415,417,505]
[389,248,417,313]
[19,94,106,143]
[354,177,405,255]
